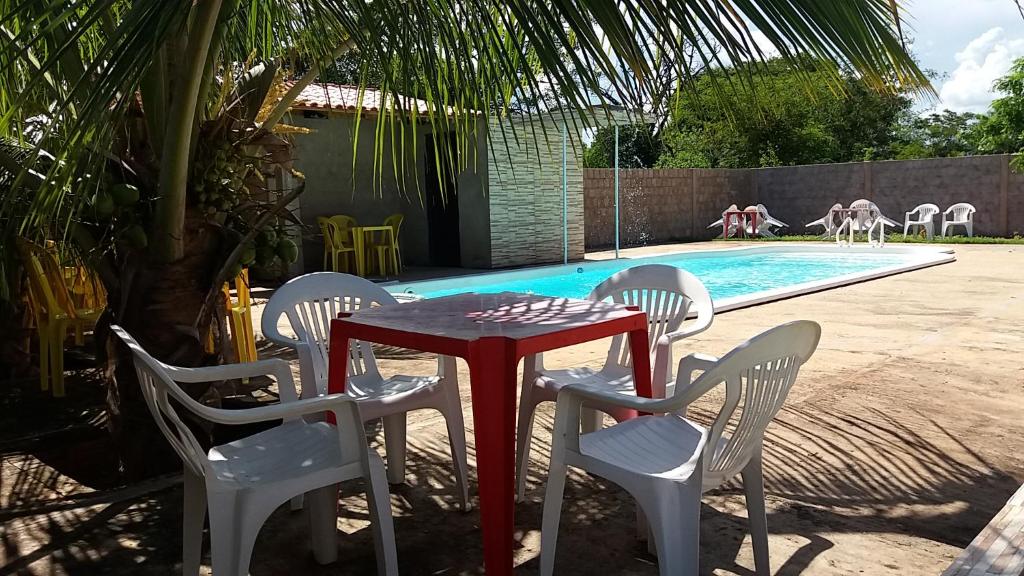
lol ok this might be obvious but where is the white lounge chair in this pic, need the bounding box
[806,203,843,238]
[942,202,976,237]
[903,203,940,240]
[261,272,470,510]
[112,326,399,576]
[539,320,822,576]
[707,204,742,238]
[515,264,714,501]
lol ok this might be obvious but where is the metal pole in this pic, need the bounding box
[562,121,568,265]
[614,124,620,259]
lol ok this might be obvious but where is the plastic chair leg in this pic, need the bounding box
[364,453,399,576]
[442,383,471,511]
[539,456,569,576]
[580,408,603,434]
[638,482,702,576]
[307,484,340,565]
[515,381,538,502]
[382,413,408,484]
[742,453,770,576]
[50,323,66,397]
[37,328,50,392]
[182,469,206,576]
[206,491,241,576]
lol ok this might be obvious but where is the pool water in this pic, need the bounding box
[390,246,950,306]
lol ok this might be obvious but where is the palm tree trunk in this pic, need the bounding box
[105,215,226,481]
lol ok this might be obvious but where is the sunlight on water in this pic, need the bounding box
[407,251,917,301]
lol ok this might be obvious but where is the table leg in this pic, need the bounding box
[628,327,653,409]
[352,228,366,277]
[467,337,518,576]
[326,327,350,425]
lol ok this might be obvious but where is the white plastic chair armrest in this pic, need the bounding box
[165,359,299,403]
[552,383,664,454]
[191,392,358,427]
[667,353,720,404]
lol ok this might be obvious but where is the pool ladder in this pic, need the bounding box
[836,217,888,247]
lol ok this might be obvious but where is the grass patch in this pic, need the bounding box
[716,233,1024,245]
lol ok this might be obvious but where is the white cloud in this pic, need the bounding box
[937,27,1024,113]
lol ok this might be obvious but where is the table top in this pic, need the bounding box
[352,225,395,232]
[333,292,645,342]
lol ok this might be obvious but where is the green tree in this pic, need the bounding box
[888,110,983,159]
[0,1,929,476]
[975,58,1024,159]
[657,58,914,168]
[583,124,662,168]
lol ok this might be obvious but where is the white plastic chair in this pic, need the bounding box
[261,272,469,510]
[743,204,788,238]
[111,325,398,576]
[942,202,976,237]
[903,203,940,240]
[540,320,821,576]
[515,264,713,500]
[806,203,842,238]
[850,199,899,232]
[707,204,742,238]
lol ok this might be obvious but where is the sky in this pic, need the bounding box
[903,0,1024,114]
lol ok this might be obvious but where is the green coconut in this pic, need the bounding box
[238,243,257,266]
[226,262,244,281]
[275,238,298,264]
[110,183,140,206]
[121,224,148,249]
[91,191,115,217]
[256,245,277,267]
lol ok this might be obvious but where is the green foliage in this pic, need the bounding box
[975,58,1024,156]
[583,124,662,168]
[888,110,983,159]
[657,59,914,169]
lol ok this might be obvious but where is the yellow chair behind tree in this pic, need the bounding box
[221,268,257,364]
[16,239,103,396]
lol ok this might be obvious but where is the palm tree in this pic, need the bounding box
[0,0,930,478]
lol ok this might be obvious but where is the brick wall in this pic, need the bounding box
[488,116,585,266]
[585,154,1019,249]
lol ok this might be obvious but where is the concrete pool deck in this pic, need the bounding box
[3,241,1023,575]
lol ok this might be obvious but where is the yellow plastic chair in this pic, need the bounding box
[16,240,103,396]
[317,216,356,272]
[368,214,403,276]
[222,269,257,364]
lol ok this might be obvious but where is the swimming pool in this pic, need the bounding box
[388,244,955,312]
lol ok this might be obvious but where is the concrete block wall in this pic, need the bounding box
[585,154,1020,249]
[487,116,585,267]
[584,167,753,248]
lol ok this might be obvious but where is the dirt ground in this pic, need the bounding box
[2,242,1023,575]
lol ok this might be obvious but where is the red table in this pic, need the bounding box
[328,292,653,575]
[722,210,760,238]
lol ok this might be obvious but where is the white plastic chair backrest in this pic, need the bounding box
[910,203,940,220]
[262,272,397,396]
[111,325,214,479]
[590,264,713,372]
[824,203,843,229]
[678,320,820,486]
[946,202,975,221]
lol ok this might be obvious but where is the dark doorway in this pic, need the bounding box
[424,133,462,266]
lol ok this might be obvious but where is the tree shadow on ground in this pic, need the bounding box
[1,347,1020,575]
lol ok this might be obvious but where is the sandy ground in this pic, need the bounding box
[2,242,1023,575]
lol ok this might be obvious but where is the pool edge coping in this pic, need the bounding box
[388,242,957,313]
